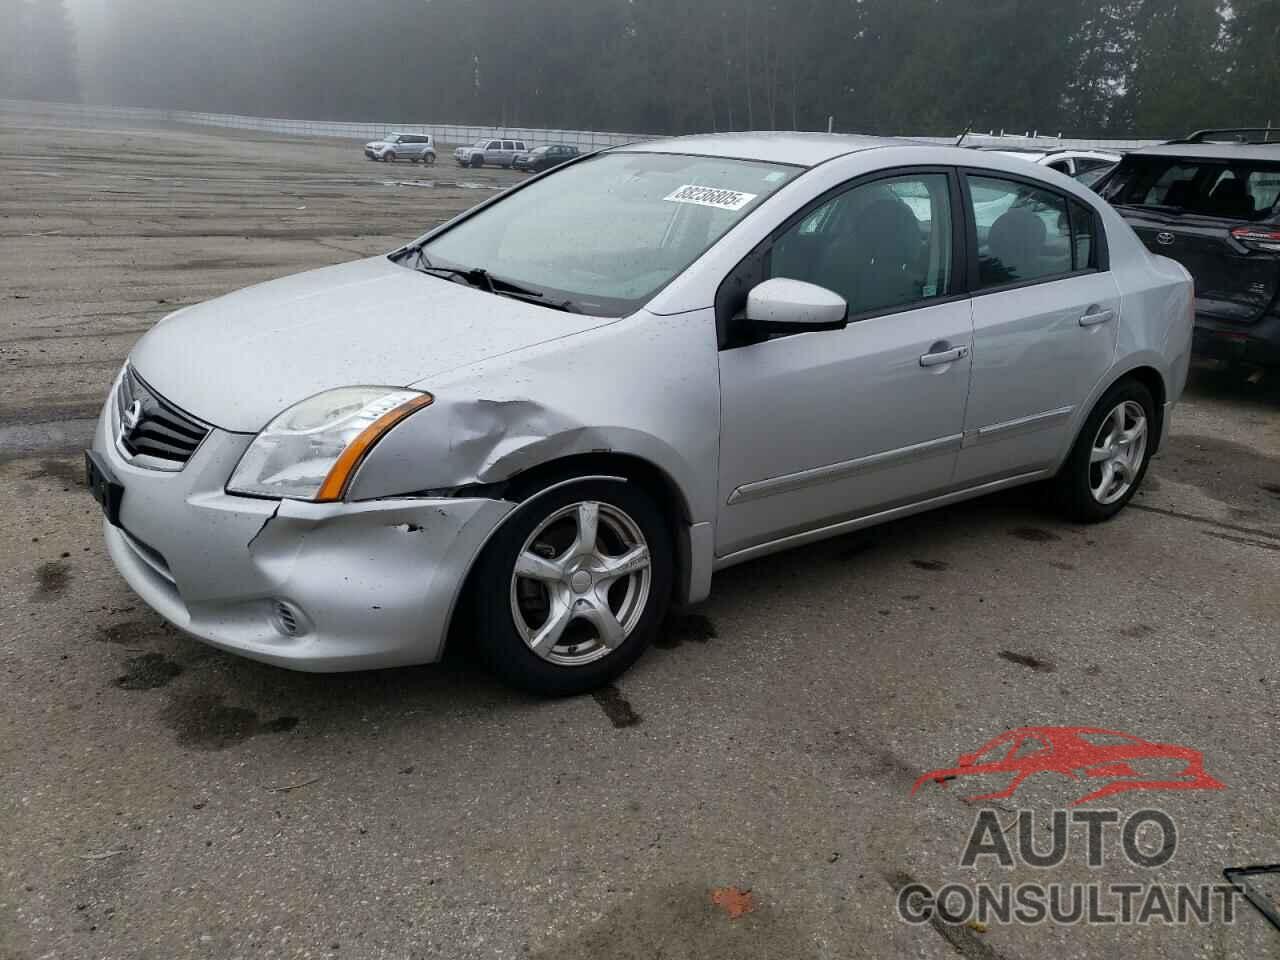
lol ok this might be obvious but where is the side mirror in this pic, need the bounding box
[745,278,848,335]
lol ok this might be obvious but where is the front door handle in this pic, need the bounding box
[919,344,969,367]
[1080,307,1116,327]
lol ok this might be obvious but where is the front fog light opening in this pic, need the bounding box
[271,600,309,638]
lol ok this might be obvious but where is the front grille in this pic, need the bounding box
[115,366,210,468]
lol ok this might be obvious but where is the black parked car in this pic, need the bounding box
[1099,128,1280,368]
[512,144,580,173]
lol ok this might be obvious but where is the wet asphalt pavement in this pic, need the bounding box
[2,107,1279,960]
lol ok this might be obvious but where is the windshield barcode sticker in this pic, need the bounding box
[663,184,758,211]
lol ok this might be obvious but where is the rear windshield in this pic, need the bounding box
[1102,156,1280,222]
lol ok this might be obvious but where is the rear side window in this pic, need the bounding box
[967,175,1073,288]
[1103,157,1280,221]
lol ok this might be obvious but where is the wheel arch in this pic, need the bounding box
[441,452,704,658]
[1063,362,1168,470]
[1099,363,1167,455]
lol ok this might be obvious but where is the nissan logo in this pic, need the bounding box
[1156,231,1175,246]
[121,399,144,434]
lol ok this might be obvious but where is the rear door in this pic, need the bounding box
[1103,155,1280,324]
[955,170,1121,486]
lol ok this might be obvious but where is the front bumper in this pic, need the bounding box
[1192,310,1280,367]
[92,388,513,672]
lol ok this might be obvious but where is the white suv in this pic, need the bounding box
[454,138,529,169]
[981,147,1120,181]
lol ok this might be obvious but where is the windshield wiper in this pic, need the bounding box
[410,250,579,312]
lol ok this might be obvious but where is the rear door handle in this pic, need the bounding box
[919,345,969,367]
[1080,307,1116,327]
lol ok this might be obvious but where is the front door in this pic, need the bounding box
[716,170,974,556]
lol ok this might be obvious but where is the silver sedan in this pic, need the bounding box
[87,133,1193,695]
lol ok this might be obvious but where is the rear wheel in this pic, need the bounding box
[425,153,435,165]
[1054,378,1155,523]
[473,478,673,696]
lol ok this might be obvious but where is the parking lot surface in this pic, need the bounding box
[2,109,1279,959]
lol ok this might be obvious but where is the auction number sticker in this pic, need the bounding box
[663,184,758,211]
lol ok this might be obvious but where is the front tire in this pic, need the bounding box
[473,478,673,696]
[471,155,484,168]
[385,151,397,163]
[1054,378,1155,523]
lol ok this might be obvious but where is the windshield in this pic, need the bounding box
[413,151,800,315]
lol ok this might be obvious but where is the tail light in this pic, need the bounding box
[1230,226,1280,252]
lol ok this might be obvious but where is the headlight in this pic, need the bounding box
[227,387,433,502]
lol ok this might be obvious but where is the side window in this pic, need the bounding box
[1246,169,1280,215]
[502,140,516,151]
[767,173,953,316]
[1069,199,1098,271]
[1047,160,1071,174]
[488,140,501,150]
[967,175,1072,288]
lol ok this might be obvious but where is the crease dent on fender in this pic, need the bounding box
[443,397,611,484]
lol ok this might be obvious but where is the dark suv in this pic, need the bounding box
[1099,128,1280,368]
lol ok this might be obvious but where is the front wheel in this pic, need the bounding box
[470,155,484,168]
[384,151,396,163]
[473,478,673,696]
[1054,378,1155,523]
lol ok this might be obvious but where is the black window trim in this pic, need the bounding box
[958,166,1110,299]
[715,165,970,349]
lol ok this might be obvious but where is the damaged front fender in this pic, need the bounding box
[346,394,706,520]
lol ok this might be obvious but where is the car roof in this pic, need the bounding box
[617,131,907,167]
[1124,141,1280,162]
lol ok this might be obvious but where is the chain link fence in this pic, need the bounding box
[0,97,1164,152]
[0,97,653,151]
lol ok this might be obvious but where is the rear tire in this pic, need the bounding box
[473,478,673,696]
[1054,378,1155,523]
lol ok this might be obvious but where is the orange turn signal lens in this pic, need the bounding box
[314,393,435,502]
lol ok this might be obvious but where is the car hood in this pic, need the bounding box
[130,256,617,432]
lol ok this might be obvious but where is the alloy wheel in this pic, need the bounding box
[509,501,652,667]
[1089,400,1147,504]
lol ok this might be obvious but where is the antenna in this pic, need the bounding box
[954,121,973,147]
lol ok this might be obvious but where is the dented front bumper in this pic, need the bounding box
[92,403,513,672]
